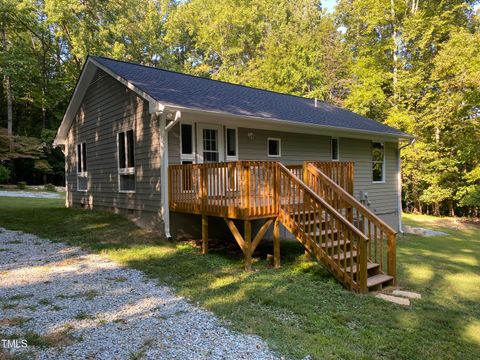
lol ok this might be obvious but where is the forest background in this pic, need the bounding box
[1,0,479,216]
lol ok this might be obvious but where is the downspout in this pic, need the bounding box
[397,138,415,233]
[158,109,182,240]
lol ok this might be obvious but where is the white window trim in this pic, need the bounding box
[372,142,386,184]
[267,137,281,158]
[196,123,224,163]
[76,142,88,192]
[180,121,196,162]
[225,127,238,161]
[117,129,136,193]
[331,137,339,161]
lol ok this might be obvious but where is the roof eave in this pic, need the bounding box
[54,57,413,146]
[54,56,164,146]
[162,104,414,141]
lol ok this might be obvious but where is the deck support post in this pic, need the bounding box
[387,233,396,286]
[358,238,368,294]
[244,220,252,271]
[273,217,281,268]
[224,218,273,271]
[202,214,208,254]
[304,249,311,261]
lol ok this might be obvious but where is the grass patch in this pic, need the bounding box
[0,197,479,359]
[23,330,76,348]
[74,311,94,321]
[8,294,32,302]
[79,290,99,300]
[38,299,52,306]
[0,317,31,327]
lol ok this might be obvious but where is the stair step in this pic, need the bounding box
[346,262,379,274]
[291,209,321,217]
[321,239,350,248]
[308,229,338,238]
[332,250,357,261]
[367,274,394,288]
[300,218,326,226]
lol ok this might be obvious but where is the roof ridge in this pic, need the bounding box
[91,55,327,105]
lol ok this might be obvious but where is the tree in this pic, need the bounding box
[336,0,480,215]
[166,0,349,103]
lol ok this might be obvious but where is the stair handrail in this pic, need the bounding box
[304,162,397,285]
[278,163,369,242]
[305,163,397,235]
[278,163,370,292]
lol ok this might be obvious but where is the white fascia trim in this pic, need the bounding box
[162,105,414,142]
[54,57,164,146]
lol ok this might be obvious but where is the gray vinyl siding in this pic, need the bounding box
[339,138,399,218]
[65,69,162,215]
[237,128,331,163]
[168,123,181,165]
[167,125,399,226]
[237,129,398,219]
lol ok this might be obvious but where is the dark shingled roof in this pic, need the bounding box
[92,56,411,138]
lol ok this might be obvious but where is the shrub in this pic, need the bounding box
[0,164,9,183]
[44,183,56,192]
[17,181,27,190]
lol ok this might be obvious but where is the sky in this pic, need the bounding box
[323,0,337,13]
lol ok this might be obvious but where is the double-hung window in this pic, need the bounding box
[76,142,88,191]
[372,142,385,182]
[118,130,135,192]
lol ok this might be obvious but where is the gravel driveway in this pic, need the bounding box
[0,228,279,360]
[0,191,61,199]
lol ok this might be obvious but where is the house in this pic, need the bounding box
[54,56,413,293]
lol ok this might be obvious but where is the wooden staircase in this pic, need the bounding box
[169,160,396,293]
[278,163,396,293]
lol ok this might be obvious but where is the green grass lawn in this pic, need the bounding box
[0,197,478,359]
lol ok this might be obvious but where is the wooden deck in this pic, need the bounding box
[168,160,396,294]
[169,161,354,220]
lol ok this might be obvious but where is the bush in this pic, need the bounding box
[44,183,56,192]
[17,181,27,190]
[0,164,9,183]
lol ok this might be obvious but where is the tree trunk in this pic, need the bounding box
[1,21,13,137]
[390,0,399,105]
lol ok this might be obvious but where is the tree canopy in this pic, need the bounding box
[0,0,478,215]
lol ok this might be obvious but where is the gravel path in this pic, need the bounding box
[0,191,61,199]
[0,228,280,360]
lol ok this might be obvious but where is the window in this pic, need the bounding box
[226,128,237,160]
[180,123,195,161]
[372,142,385,182]
[331,138,339,161]
[118,130,135,192]
[76,142,88,191]
[267,138,281,157]
[202,128,219,162]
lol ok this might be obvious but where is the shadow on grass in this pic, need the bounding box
[1,198,479,359]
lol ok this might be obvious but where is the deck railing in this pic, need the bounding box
[169,161,278,218]
[286,162,354,194]
[170,161,354,219]
[277,163,369,292]
[303,162,397,284]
